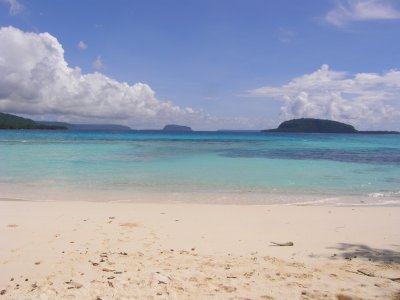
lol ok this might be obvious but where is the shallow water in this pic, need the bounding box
[0,130,399,205]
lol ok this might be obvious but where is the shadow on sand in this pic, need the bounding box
[327,243,400,264]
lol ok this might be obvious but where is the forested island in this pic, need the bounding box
[162,124,193,132]
[0,112,66,130]
[263,118,399,134]
[37,121,132,131]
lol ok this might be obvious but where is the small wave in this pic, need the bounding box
[289,197,342,206]
[368,191,400,198]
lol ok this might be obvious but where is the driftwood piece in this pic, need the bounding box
[346,269,400,282]
[270,241,294,246]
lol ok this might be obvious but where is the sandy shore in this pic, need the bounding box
[0,200,399,299]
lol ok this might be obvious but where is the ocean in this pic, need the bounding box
[0,130,399,205]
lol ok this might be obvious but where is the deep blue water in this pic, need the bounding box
[0,130,399,204]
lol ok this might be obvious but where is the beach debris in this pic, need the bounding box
[226,276,237,279]
[119,252,128,256]
[109,217,115,220]
[357,269,374,277]
[7,224,18,228]
[119,222,138,228]
[347,269,400,282]
[10,278,14,281]
[152,272,171,285]
[102,268,115,272]
[270,241,294,246]
[0,290,6,295]
[336,295,355,300]
[65,280,83,289]
[220,285,236,293]
[108,281,114,287]
[34,261,41,265]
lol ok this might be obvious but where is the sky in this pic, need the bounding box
[0,0,400,130]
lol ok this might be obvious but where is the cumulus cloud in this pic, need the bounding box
[0,26,231,129]
[248,64,400,130]
[0,0,24,15]
[325,0,400,27]
[77,40,87,50]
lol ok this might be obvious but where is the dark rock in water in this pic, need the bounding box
[162,124,192,132]
[0,112,66,130]
[263,118,399,134]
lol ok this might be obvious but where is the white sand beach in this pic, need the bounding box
[1,200,399,299]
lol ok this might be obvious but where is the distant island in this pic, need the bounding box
[162,124,192,132]
[0,112,66,130]
[263,118,399,134]
[37,121,132,131]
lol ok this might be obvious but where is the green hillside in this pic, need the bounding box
[0,112,66,130]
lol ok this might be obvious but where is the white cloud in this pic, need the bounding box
[92,55,103,69]
[0,0,24,15]
[0,26,233,129]
[248,64,400,130]
[78,41,87,50]
[325,0,400,27]
[0,26,259,130]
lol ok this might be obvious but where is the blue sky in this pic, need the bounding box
[1,0,400,129]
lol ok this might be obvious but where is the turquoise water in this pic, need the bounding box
[0,130,399,205]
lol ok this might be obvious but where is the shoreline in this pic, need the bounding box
[1,199,399,299]
[1,196,400,208]
[1,182,399,207]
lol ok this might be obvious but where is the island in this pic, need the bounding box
[36,121,132,131]
[162,124,193,132]
[263,118,399,134]
[0,112,66,130]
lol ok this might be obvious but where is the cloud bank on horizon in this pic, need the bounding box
[248,64,400,129]
[0,26,255,129]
